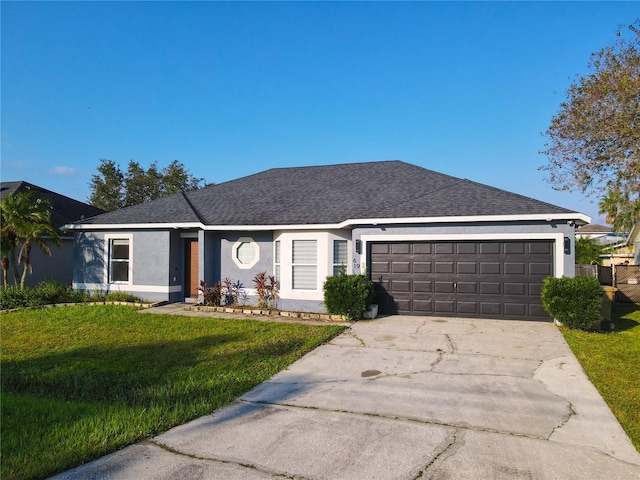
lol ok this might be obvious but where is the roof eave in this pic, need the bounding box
[63,212,591,232]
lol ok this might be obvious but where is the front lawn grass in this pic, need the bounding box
[0,305,346,480]
[560,303,640,451]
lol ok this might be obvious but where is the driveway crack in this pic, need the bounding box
[150,439,312,479]
[414,428,460,479]
[444,333,456,354]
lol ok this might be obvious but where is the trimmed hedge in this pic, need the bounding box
[323,272,375,322]
[541,276,603,331]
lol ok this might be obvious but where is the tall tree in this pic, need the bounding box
[88,159,125,211]
[89,159,205,211]
[0,191,62,288]
[540,21,640,232]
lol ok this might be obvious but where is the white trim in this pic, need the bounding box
[74,283,183,294]
[105,234,133,285]
[360,232,566,278]
[62,212,591,232]
[231,237,260,269]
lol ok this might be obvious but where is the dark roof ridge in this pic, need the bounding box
[181,192,207,224]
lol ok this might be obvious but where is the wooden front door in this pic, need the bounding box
[184,239,199,298]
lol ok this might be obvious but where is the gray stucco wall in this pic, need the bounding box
[73,230,173,302]
[132,230,171,285]
[217,231,274,288]
[11,237,74,287]
[73,232,106,285]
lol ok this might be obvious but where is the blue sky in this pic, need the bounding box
[2,1,638,224]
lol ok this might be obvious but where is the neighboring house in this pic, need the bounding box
[1,181,105,287]
[65,161,589,320]
[575,224,633,266]
[575,224,627,246]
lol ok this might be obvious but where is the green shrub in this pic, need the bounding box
[541,276,603,331]
[0,286,35,310]
[104,291,143,303]
[323,271,374,321]
[0,282,142,310]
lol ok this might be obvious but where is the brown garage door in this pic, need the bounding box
[370,240,554,320]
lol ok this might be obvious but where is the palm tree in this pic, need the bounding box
[0,191,62,288]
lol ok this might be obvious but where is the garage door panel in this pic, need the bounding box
[371,244,390,254]
[394,298,411,312]
[435,281,455,293]
[457,243,477,254]
[505,242,526,254]
[392,243,410,254]
[392,262,411,274]
[457,282,477,294]
[530,263,552,275]
[413,243,432,254]
[413,299,433,312]
[505,283,526,296]
[480,243,501,255]
[529,242,553,255]
[371,240,553,320]
[435,262,454,274]
[435,301,455,313]
[371,261,390,273]
[481,302,501,315]
[530,304,548,317]
[413,262,432,273]
[457,301,478,314]
[481,282,501,295]
[505,303,527,316]
[505,263,526,275]
[457,262,477,274]
[413,281,432,293]
[436,243,454,254]
[391,280,411,293]
[481,262,501,274]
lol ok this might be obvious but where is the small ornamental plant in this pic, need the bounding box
[541,276,603,331]
[199,280,222,306]
[253,272,279,309]
[323,267,375,321]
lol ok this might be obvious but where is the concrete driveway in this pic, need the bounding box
[52,315,640,480]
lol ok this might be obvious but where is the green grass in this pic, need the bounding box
[0,305,346,480]
[560,303,640,451]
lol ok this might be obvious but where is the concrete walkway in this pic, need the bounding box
[52,315,640,480]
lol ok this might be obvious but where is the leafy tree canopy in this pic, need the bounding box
[89,159,206,211]
[540,21,640,233]
[574,237,604,265]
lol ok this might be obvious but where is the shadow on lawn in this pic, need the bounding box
[612,303,640,333]
[1,331,305,406]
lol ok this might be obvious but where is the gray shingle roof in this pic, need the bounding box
[73,160,578,227]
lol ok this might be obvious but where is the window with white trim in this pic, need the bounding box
[237,242,256,264]
[292,239,317,290]
[109,238,130,283]
[274,240,281,285]
[333,240,348,275]
[232,237,259,269]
